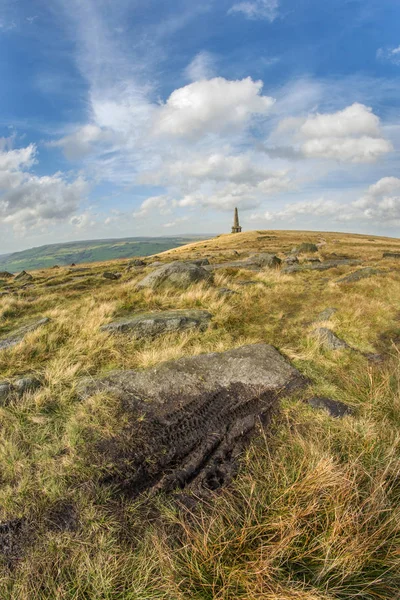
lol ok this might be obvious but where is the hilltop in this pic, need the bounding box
[0,229,400,599]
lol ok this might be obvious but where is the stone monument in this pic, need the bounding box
[231,207,242,233]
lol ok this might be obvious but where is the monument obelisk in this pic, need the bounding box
[231,207,242,233]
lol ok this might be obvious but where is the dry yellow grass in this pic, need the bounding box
[0,229,399,598]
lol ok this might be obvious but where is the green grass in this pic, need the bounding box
[0,230,399,599]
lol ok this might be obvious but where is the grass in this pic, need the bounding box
[0,229,400,598]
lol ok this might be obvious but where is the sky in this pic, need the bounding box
[1,0,400,252]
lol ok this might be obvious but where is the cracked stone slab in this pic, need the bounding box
[78,344,307,498]
[101,310,212,339]
[0,318,50,351]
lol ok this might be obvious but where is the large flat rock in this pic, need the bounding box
[100,310,212,339]
[79,344,306,497]
[137,262,213,290]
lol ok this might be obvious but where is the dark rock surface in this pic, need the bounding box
[103,271,121,280]
[312,327,350,350]
[0,318,50,351]
[307,396,353,418]
[101,310,212,339]
[78,344,306,497]
[297,242,318,253]
[137,262,213,290]
[128,259,146,267]
[336,267,381,283]
[282,259,361,274]
[0,272,13,279]
[0,377,40,404]
[15,271,33,281]
[250,253,281,268]
[383,252,400,259]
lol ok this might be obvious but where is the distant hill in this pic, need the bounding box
[0,235,212,273]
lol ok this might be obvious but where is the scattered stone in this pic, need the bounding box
[284,256,299,265]
[336,267,381,284]
[297,242,318,253]
[15,271,33,282]
[311,327,350,350]
[0,377,40,405]
[383,252,400,259]
[78,344,307,497]
[307,396,353,418]
[103,271,121,280]
[217,288,238,297]
[250,253,281,268]
[309,259,361,271]
[0,272,13,279]
[128,259,146,267]
[0,317,50,351]
[101,310,213,339]
[137,262,213,291]
[314,307,338,322]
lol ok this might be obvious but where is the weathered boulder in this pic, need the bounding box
[336,267,381,284]
[78,344,306,497]
[137,262,213,290]
[0,318,50,351]
[311,327,350,350]
[101,310,212,339]
[307,396,353,418]
[0,272,13,280]
[314,307,337,322]
[15,271,33,281]
[103,271,121,280]
[284,256,299,265]
[250,253,281,268]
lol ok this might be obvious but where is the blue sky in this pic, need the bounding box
[1,0,400,252]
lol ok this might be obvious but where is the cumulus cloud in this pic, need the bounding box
[353,177,400,221]
[377,45,400,66]
[229,0,279,22]
[154,77,275,139]
[0,143,87,231]
[133,195,171,218]
[274,103,392,163]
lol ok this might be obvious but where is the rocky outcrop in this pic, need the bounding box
[0,318,50,351]
[103,272,121,280]
[282,259,361,274]
[336,268,381,284]
[250,253,281,268]
[78,344,306,497]
[137,262,213,290]
[0,377,40,405]
[297,243,318,253]
[0,272,13,280]
[311,327,350,350]
[101,310,212,339]
[15,271,33,281]
[314,307,338,322]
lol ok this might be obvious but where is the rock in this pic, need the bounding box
[103,271,121,280]
[284,256,299,265]
[304,257,321,264]
[282,265,302,274]
[0,382,13,403]
[336,268,381,283]
[70,263,76,267]
[78,344,307,497]
[250,253,281,268]
[128,259,146,267]
[307,396,353,418]
[185,258,210,266]
[309,259,361,271]
[0,272,13,279]
[311,327,350,350]
[297,242,318,253]
[314,307,338,322]
[383,252,400,259]
[217,288,238,297]
[0,377,40,405]
[15,271,33,281]
[137,262,213,291]
[101,310,213,339]
[52,265,60,269]
[0,317,50,351]
[148,261,164,268]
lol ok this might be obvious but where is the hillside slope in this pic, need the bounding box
[0,229,399,599]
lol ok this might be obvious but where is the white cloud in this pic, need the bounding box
[0,143,87,231]
[154,77,275,139]
[185,51,215,82]
[229,0,279,22]
[273,103,393,163]
[133,195,171,218]
[70,212,96,229]
[50,125,118,160]
[163,216,189,228]
[377,45,400,66]
[353,177,400,221]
